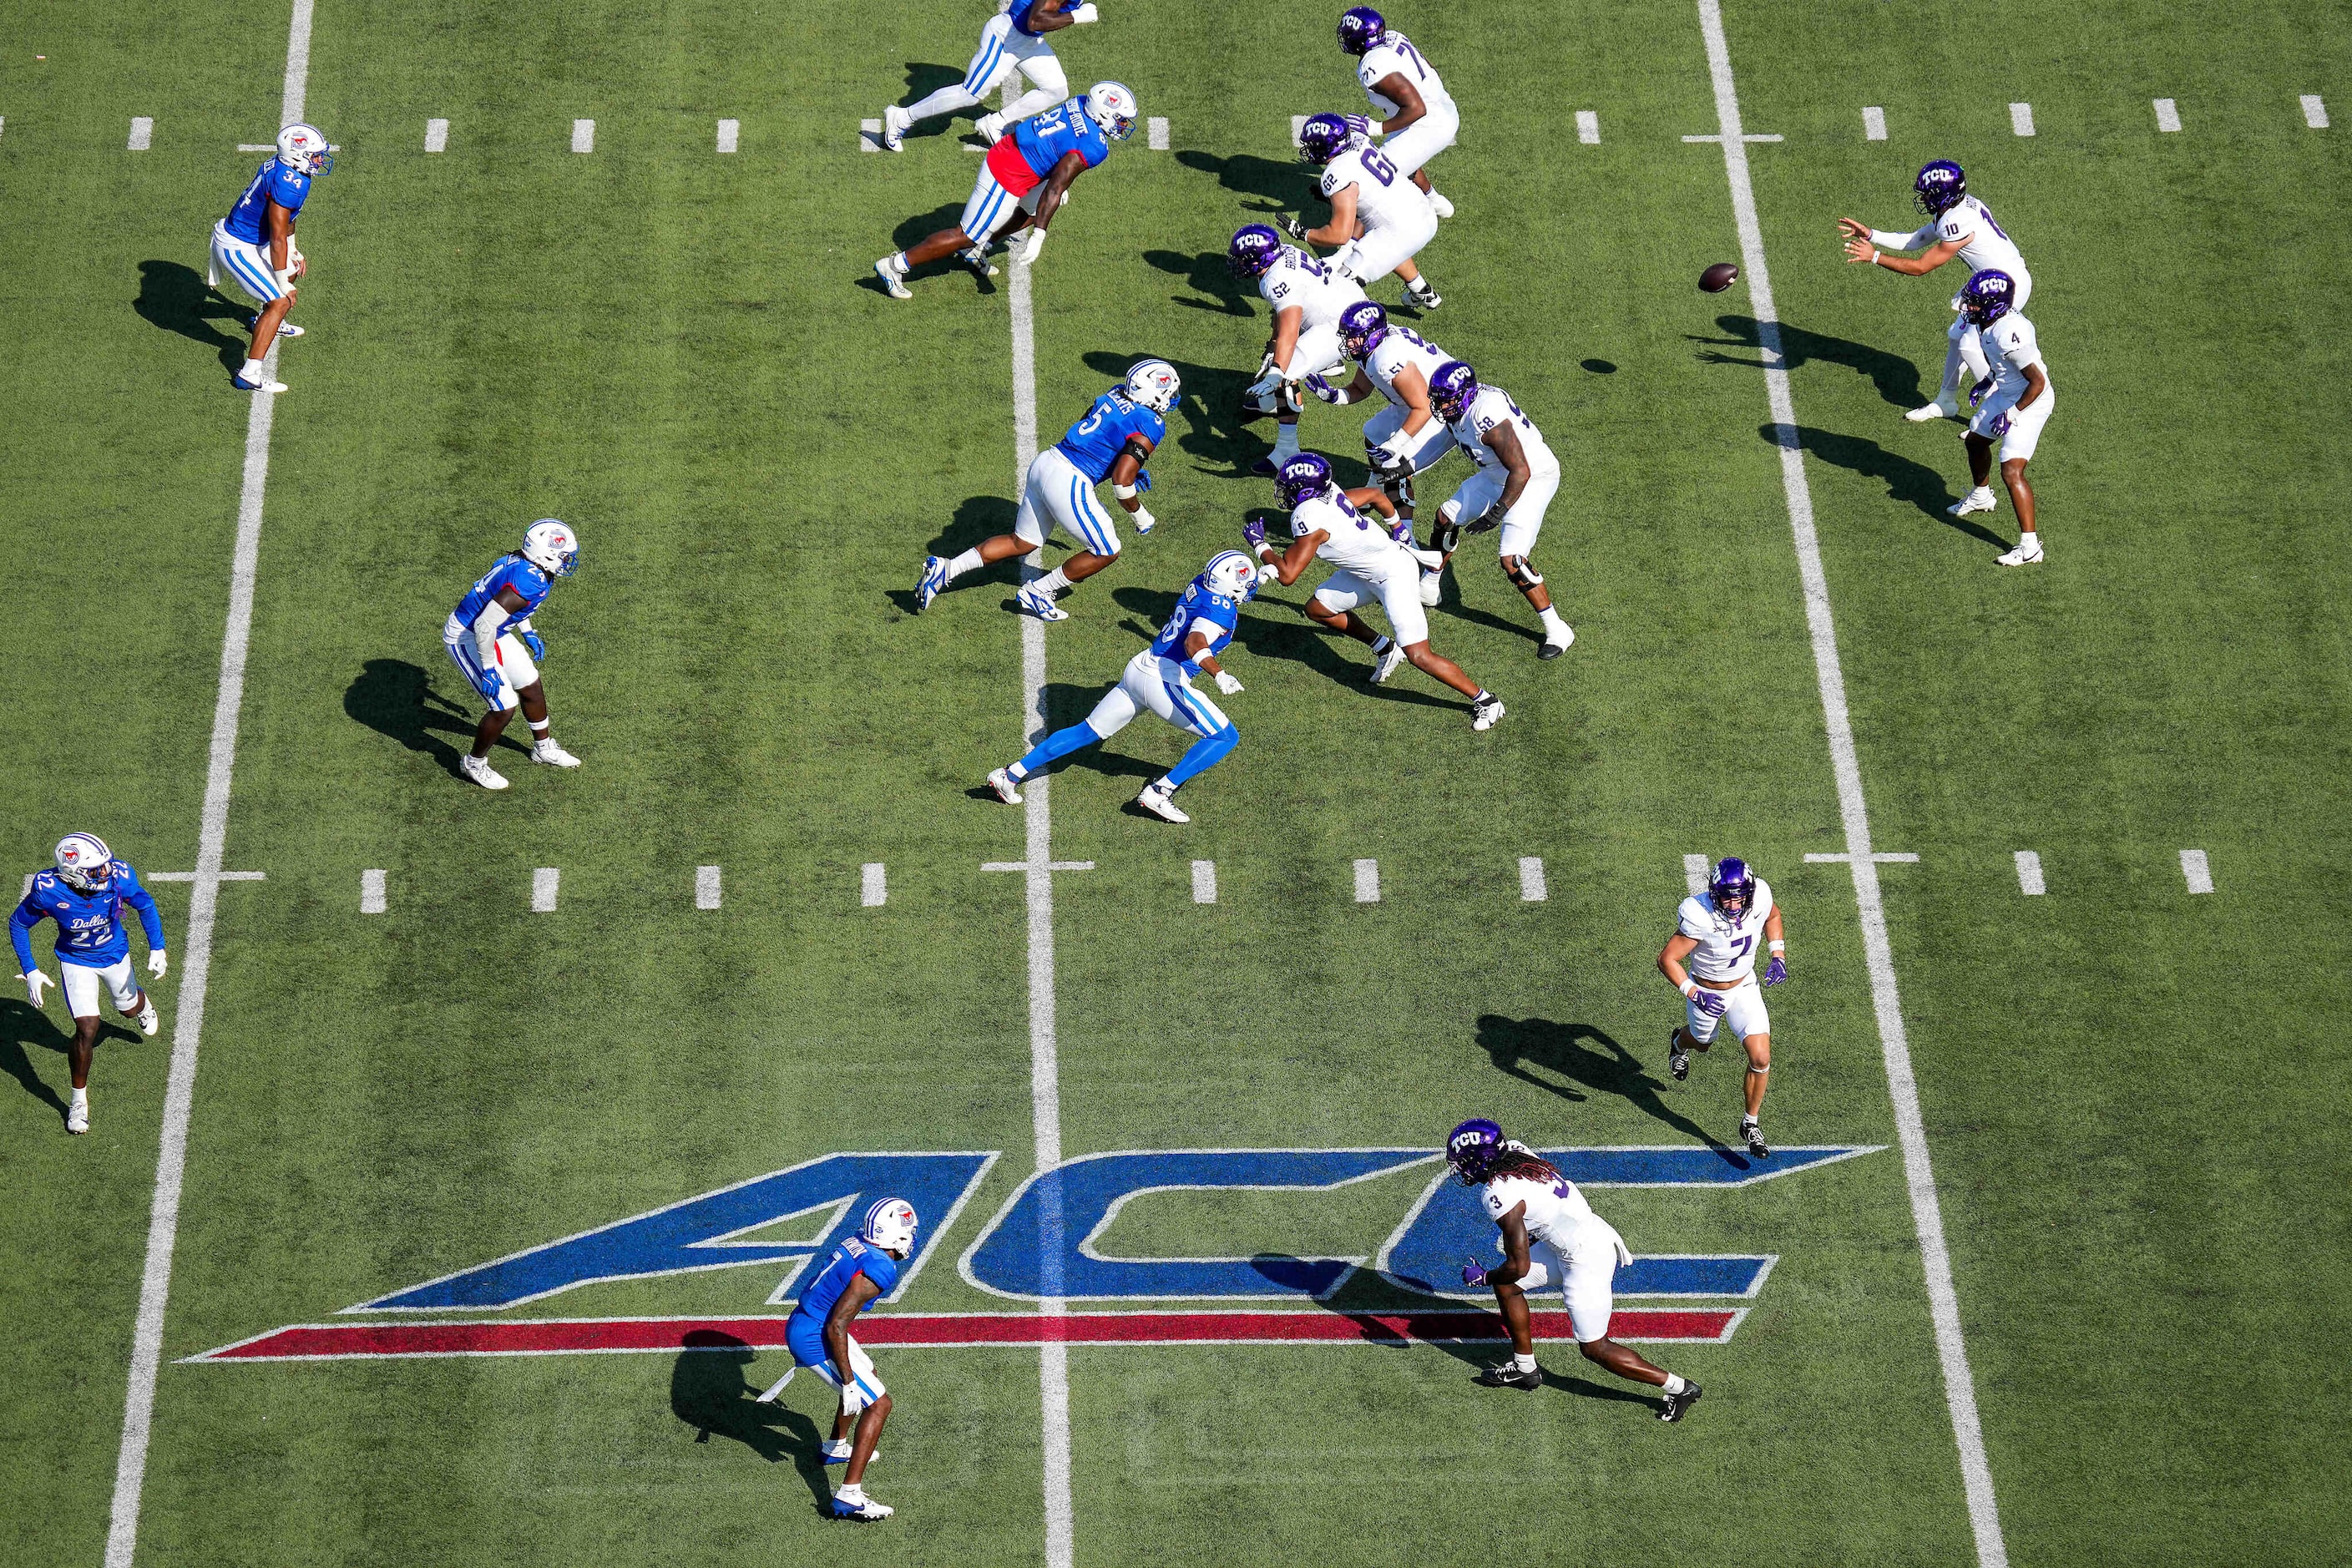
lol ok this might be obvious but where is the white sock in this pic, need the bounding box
[1540,606,1567,635]
[241,358,267,382]
[1033,565,1072,596]
[1664,1373,1687,1394]
[889,251,910,274]
[1510,1352,1537,1372]
[944,547,986,582]
[71,1085,89,1109]
[1272,422,1301,462]
[837,1483,865,1501]
[1005,761,1028,781]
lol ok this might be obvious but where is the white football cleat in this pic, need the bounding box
[881,104,911,152]
[459,754,509,791]
[830,1490,894,1522]
[1372,643,1407,685]
[1948,487,1999,518]
[1995,536,2045,566]
[134,995,159,1037]
[231,371,289,393]
[915,556,949,611]
[1539,625,1576,660]
[987,767,1024,804]
[1015,583,1069,622]
[1904,392,1960,422]
[1472,694,1506,731]
[1428,190,1454,219]
[955,245,999,279]
[245,316,305,338]
[67,1099,89,1135]
[1418,569,1442,608]
[974,111,1007,144]
[873,255,912,301]
[532,739,580,767]
[1136,782,1190,824]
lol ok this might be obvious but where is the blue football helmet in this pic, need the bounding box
[1338,299,1389,360]
[1913,159,1966,217]
[1429,359,1479,421]
[1338,5,1387,55]
[1958,268,2016,327]
[1228,223,1284,278]
[1445,1117,1504,1183]
[1708,857,1757,923]
[1275,452,1334,508]
[1297,111,1351,164]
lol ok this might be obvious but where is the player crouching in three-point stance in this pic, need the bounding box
[758,1198,920,1521]
[1661,856,1785,1159]
[1428,359,1573,658]
[1228,223,1368,477]
[1945,270,2053,566]
[12,835,166,1136]
[443,520,583,791]
[874,83,1136,298]
[210,123,331,393]
[1307,301,1456,602]
[1447,1119,1702,1420]
[989,550,1257,822]
[919,359,1178,621]
[879,0,1100,152]
[1247,453,1504,729]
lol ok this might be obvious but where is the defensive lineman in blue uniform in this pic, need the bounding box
[208,123,332,393]
[986,550,1258,822]
[918,359,1178,621]
[443,520,583,791]
[12,834,166,1135]
[755,1198,919,1522]
[879,0,1101,152]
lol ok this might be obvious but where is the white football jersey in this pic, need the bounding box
[1320,146,1433,234]
[1357,33,1454,120]
[1292,488,1411,578]
[1259,245,1365,331]
[1933,195,2026,281]
[1676,877,1775,984]
[1480,1165,1596,1249]
[1978,311,2047,412]
[1448,384,1558,474]
[1363,326,1449,410]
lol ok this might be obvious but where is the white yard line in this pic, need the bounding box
[360,869,387,914]
[860,862,887,907]
[424,118,448,153]
[1862,106,1886,141]
[1694,5,2007,1564]
[1146,115,1169,151]
[2179,849,2213,894]
[1683,852,1709,898]
[2302,94,2330,129]
[2152,97,2182,133]
[2009,101,2036,138]
[531,868,560,912]
[2012,851,2044,897]
[1191,860,1217,904]
[1353,857,1381,903]
[1576,110,1600,144]
[104,15,312,1562]
[1518,856,1548,902]
[695,865,722,910]
[571,118,594,154]
[716,118,739,154]
[127,116,153,151]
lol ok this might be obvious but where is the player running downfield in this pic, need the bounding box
[12,834,166,1136]
[1245,453,1504,728]
[874,83,1137,298]
[1338,6,1458,217]
[757,1199,920,1522]
[918,358,1178,621]
[443,520,584,791]
[1307,301,1456,593]
[1839,159,2033,422]
[1659,857,1786,1159]
[1447,1120,1704,1419]
[1288,112,1442,310]
[1943,270,2054,566]
[986,550,1258,822]
[209,122,331,393]
[1428,360,1573,657]
[1228,224,1368,475]
[879,0,1100,152]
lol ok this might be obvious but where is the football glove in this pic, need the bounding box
[1131,469,1152,494]
[1306,373,1350,406]
[1464,504,1501,534]
[1242,519,1269,550]
[1244,371,1284,402]
[1213,669,1244,695]
[839,1376,874,1415]
[1460,1257,1488,1288]
[1369,439,1410,474]
[1070,2,1100,21]
[1689,988,1727,1018]
[23,970,51,1007]
[1991,411,2012,436]
[1388,518,1417,546]
[147,950,168,979]
[1763,955,1787,987]
[518,629,546,663]
[1012,226,1047,266]
[1967,378,1992,411]
[1343,114,1374,141]
[1281,213,1310,241]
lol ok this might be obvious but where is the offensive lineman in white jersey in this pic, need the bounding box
[1943,270,2053,566]
[1227,224,1368,476]
[1427,360,1573,657]
[1288,113,1443,311]
[878,0,1099,152]
[1306,301,1456,580]
[1338,7,1458,218]
[1659,857,1786,1159]
[1445,1120,1703,1419]
[1838,159,2033,422]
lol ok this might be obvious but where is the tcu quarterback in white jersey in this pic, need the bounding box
[1227,224,1368,475]
[1944,271,2054,566]
[1838,159,2033,421]
[1288,113,1441,310]
[1338,7,1457,217]
[879,0,1100,153]
[1306,300,1456,543]
[1446,1120,1702,1419]
[1659,857,1786,1158]
[1428,361,1573,656]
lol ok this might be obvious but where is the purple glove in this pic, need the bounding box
[1343,114,1373,140]
[1968,378,1992,410]
[1763,954,1787,987]
[1388,518,1417,546]
[1689,988,1727,1018]
[1991,411,2012,436]
[1306,372,1345,405]
[1242,518,1268,550]
[1460,1257,1488,1288]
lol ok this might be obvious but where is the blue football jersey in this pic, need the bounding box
[453,554,554,628]
[1012,98,1110,179]
[224,159,312,245]
[792,1237,901,1321]
[1149,579,1241,675]
[1007,0,1049,36]
[10,863,164,974]
[1054,389,1165,483]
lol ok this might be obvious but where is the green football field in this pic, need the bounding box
[3,0,2349,1563]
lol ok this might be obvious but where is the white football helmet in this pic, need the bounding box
[55,833,114,892]
[1201,549,1261,602]
[521,518,579,578]
[1085,81,1139,142]
[276,123,333,176]
[862,1197,918,1257]
[1125,357,1181,413]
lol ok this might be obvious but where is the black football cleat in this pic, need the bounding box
[1474,1358,1544,1392]
[1668,1029,1690,1081]
[1742,1118,1770,1159]
[1658,1380,1703,1422]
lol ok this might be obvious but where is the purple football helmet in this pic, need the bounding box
[1708,857,1757,922]
[1429,359,1479,421]
[1297,111,1351,164]
[1275,452,1334,508]
[1913,159,1966,217]
[1228,223,1283,278]
[1445,1118,1504,1182]
[1338,5,1387,55]
[1338,299,1389,360]
[1959,268,2015,327]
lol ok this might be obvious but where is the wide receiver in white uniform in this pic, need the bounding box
[879,0,1098,151]
[1446,1120,1703,1420]
[1428,361,1573,657]
[1838,159,2032,422]
[1944,270,2054,567]
[1307,300,1456,581]
[1227,224,1368,476]
[1660,856,1786,1159]
[1288,113,1442,311]
[1338,7,1458,218]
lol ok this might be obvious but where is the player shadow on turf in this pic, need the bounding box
[1173,150,1318,216]
[1690,313,1928,410]
[876,204,999,296]
[1081,348,1259,471]
[133,260,250,371]
[344,658,524,774]
[1474,1014,1742,1159]
[668,1333,834,1508]
[0,999,78,1118]
[1109,584,1457,711]
[1140,249,1259,320]
[1776,425,2007,549]
[891,497,1022,614]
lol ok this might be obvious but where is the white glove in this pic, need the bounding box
[838,1376,873,1415]
[23,970,51,1007]
[1371,439,1409,473]
[289,246,307,276]
[148,950,169,979]
[1012,226,1048,266]
[1070,2,1100,21]
[1214,669,1244,695]
[1129,504,1156,534]
[1245,371,1283,402]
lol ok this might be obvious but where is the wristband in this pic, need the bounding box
[1768,940,1785,953]
[1680,981,1698,999]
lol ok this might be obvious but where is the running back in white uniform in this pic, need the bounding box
[1359,326,1456,470]
[1293,486,1429,647]
[1261,245,1368,379]
[1478,1151,1633,1344]
[1967,311,2054,462]
[1356,32,1458,180]
[1320,144,1437,285]
[1442,384,1561,559]
[1675,876,1774,1042]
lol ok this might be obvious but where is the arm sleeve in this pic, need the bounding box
[472,599,511,654]
[9,900,40,972]
[122,872,166,950]
[1869,224,1936,250]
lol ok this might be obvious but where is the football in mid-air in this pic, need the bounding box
[1699,262,1740,294]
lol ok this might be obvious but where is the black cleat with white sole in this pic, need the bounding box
[1658,1380,1703,1422]
[1668,1029,1690,1081]
[1742,1118,1770,1159]
[1474,1358,1544,1392]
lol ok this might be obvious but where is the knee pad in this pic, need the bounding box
[1501,555,1543,592]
